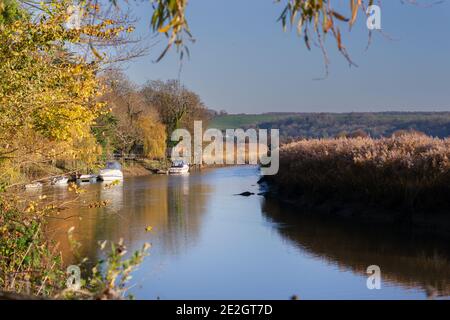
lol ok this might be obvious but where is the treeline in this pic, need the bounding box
[95,71,210,161]
[234,112,450,141]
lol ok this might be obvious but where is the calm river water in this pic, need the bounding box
[44,166,450,299]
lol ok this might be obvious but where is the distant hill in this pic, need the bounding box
[209,112,450,140]
[209,113,298,130]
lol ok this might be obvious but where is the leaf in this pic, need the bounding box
[336,28,343,50]
[89,44,103,60]
[304,34,311,51]
[331,10,349,22]
[324,17,333,33]
[155,43,172,62]
[349,0,361,27]
[158,23,172,34]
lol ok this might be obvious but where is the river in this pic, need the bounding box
[44,166,450,299]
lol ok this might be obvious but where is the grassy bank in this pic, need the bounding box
[121,159,170,177]
[265,133,450,233]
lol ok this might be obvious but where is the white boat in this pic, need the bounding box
[169,160,189,174]
[25,182,43,190]
[51,176,69,186]
[98,161,123,182]
[78,174,98,183]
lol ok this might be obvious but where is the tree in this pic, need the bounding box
[100,70,167,156]
[141,79,209,145]
[0,0,131,184]
[91,112,119,159]
[138,115,167,159]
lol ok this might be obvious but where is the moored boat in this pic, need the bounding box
[169,160,189,174]
[98,161,124,182]
[78,174,98,183]
[25,182,43,190]
[51,176,69,186]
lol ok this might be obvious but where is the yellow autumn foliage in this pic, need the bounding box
[138,115,167,160]
[0,1,129,185]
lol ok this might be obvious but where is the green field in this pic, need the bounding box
[208,113,297,130]
[209,112,450,139]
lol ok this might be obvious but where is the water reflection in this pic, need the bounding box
[43,167,450,299]
[100,181,124,213]
[261,198,450,298]
[46,174,212,266]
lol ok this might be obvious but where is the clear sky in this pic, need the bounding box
[123,0,450,113]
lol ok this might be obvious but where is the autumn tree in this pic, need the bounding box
[0,0,132,185]
[0,0,144,298]
[138,116,167,159]
[141,79,209,145]
[99,70,167,157]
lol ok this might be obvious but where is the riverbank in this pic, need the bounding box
[121,159,171,177]
[121,160,238,177]
[122,162,154,177]
[262,133,450,238]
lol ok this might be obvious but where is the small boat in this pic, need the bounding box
[78,174,98,183]
[51,176,69,186]
[169,160,189,174]
[98,161,123,182]
[25,182,43,190]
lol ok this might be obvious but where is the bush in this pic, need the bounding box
[0,195,65,296]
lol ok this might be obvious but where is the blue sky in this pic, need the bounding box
[123,0,450,113]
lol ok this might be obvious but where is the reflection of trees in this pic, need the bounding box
[165,174,211,254]
[100,182,124,213]
[45,184,113,267]
[261,198,450,298]
[46,174,211,267]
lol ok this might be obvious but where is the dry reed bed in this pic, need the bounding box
[269,134,450,211]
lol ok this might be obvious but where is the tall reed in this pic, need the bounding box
[269,133,450,211]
